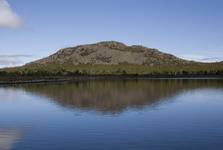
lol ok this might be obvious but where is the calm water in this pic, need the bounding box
[0,79,223,150]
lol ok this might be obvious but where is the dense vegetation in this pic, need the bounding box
[0,63,223,77]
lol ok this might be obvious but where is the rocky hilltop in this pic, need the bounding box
[0,41,222,82]
[31,41,190,66]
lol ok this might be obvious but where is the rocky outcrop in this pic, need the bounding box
[30,41,190,66]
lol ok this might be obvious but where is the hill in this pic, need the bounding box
[30,41,190,66]
[0,41,223,80]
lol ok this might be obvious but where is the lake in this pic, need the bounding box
[0,79,223,150]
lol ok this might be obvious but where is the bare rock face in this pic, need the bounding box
[31,41,189,66]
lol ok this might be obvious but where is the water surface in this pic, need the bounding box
[1,79,223,150]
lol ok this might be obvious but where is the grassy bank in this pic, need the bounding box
[0,63,223,77]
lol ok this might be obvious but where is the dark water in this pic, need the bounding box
[1,79,223,150]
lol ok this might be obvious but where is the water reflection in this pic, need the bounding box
[0,79,223,150]
[13,79,223,113]
[0,129,21,150]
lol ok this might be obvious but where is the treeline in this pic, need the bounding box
[0,63,223,77]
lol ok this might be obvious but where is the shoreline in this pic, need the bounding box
[0,74,223,85]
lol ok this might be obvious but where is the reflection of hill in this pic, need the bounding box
[19,80,223,113]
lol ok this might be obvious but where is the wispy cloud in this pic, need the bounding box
[0,0,22,28]
[179,54,223,62]
[0,55,33,58]
[0,55,34,68]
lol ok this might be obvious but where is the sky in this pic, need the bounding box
[0,0,223,68]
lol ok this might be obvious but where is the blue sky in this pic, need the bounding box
[0,0,223,67]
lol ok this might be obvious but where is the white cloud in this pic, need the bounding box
[0,55,34,68]
[0,0,22,28]
[179,54,223,62]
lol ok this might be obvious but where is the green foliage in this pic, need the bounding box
[0,63,223,77]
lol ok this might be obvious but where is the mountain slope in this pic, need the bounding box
[30,41,190,66]
[1,41,222,79]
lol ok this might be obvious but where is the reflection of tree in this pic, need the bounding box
[0,129,21,150]
[19,79,223,113]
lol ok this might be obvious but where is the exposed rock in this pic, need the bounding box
[30,41,190,66]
